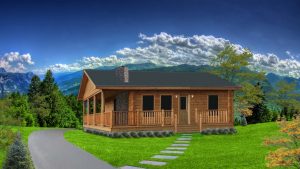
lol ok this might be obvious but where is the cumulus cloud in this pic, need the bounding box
[40,32,300,78]
[0,52,34,73]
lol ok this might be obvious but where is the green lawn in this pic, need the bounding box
[0,126,44,167]
[65,123,283,169]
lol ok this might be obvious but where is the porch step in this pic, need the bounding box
[177,125,199,133]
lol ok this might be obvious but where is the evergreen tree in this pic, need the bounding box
[47,89,79,128]
[40,70,57,96]
[28,75,41,102]
[3,133,34,169]
[65,94,83,122]
[30,94,50,127]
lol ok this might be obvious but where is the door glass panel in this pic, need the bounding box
[180,97,186,110]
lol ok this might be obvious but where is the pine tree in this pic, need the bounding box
[40,70,57,96]
[3,133,34,169]
[28,75,41,102]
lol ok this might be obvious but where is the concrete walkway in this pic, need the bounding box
[28,129,115,169]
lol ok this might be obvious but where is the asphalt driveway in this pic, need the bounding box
[29,129,115,169]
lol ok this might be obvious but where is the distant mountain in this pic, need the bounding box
[0,68,34,98]
[266,73,300,92]
[54,63,300,95]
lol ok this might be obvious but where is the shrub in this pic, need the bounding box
[201,128,236,135]
[223,128,230,134]
[229,128,237,134]
[206,128,212,135]
[130,132,138,138]
[154,131,162,137]
[234,117,241,126]
[112,132,121,138]
[169,131,174,136]
[161,131,170,137]
[211,128,218,135]
[137,131,146,137]
[122,132,130,138]
[3,133,34,169]
[218,128,225,134]
[240,115,248,126]
[0,127,15,149]
[146,131,154,137]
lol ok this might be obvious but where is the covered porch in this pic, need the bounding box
[82,90,231,132]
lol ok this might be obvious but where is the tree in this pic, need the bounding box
[270,80,300,120]
[65,94,83,122]
[211,45,265,125]
[8,93,34,126]
[247,83,277,123]
[30,94,50,127]
[40,70,57,96]
[265,119,300,168]
[3,133,34,169]
[47,89,79,128]
[28,75,41,102]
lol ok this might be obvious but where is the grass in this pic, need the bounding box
[65,122,283,169]
[0,126,44,167]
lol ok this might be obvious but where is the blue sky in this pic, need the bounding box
[0,0,300,77]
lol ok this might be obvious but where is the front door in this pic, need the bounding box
[179,96,188,124]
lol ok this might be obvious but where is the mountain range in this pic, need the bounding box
[54,63,300,95]
[0,68,34,97]
[1,63,299,98]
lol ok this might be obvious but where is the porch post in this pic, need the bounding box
[101,92,105,126]
[93,95,96,126]
[195,108,198,123]
[82,101,85,126]
[174,114,178,133]
[161,109,165,127]
[199,112,202,132]
[87,99,89,126]
[101,92,105,113]
[188,95,191,125]
[137,110,140,127]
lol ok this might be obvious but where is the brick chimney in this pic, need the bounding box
[115,66,129,83]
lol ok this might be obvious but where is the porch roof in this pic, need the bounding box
[84,69,240,89]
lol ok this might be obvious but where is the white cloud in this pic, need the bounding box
[39,32,300,78]
[0,52,34,73]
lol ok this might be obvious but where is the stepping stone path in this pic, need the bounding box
[120,166,145,169]
[171,144,189,147]
[140,160,167,166]
[161,150,184,154]
[119,134,193,169]
[177,138,192,141]
[152,155,178,160]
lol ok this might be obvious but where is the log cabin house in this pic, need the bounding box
[78,66,240,133]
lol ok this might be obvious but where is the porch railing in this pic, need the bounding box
[196,109,229,124]
[83,109,230,128]
[113,110,173,126]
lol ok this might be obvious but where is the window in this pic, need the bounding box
[96,94,101,113]
[89,98,94,114]
[180,97,187,110]
[208,95,218,110]
[84,100,88,114]
[161,95,172,110]
[143,95,154,111]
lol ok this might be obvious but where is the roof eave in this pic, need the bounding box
[96,86,241,90]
